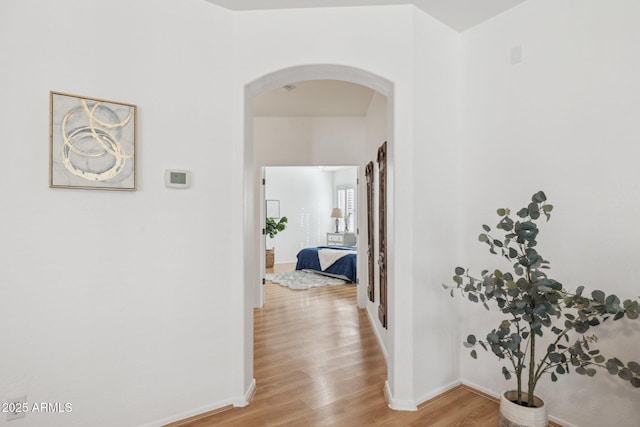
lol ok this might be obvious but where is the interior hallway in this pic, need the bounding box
[169,264,500,426]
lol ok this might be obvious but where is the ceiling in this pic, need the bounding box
[204,0,527,32]
[253,80,375,117]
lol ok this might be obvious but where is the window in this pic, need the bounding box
[337,185,356,233]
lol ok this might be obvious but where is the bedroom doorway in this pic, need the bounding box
[261,165,359,304]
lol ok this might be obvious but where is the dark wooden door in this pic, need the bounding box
[365,161,375,303]
[377,142,387,328]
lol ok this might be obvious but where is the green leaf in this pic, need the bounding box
[500,217,514,231]
[502,366,512,380]
[543,204,554,213]
[551,372,558,382]
[517,208,529,218]
[497,208,507,216]
[606,294,620,306]
[467,335,477,345]
[482,224,491,232]
[455,267,465,276]
[549,352,563,363]
[575,286,584,296]
[628,361,640,375]
[592,290,605,302]
[619,367,633,381]
[487,332,499,344]
[607,358,624,368]
[478,233,489,242]
[532,191,547,203]
[470,349,477,359]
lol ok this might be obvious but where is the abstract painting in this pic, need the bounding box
[50,92,137,190]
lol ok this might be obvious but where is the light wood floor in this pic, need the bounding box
[172,264,503,426]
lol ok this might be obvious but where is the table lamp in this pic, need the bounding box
[330,208,343,233]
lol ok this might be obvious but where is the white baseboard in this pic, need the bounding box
[138,397,236,427]
[235,378,256,407]
[137,379,256,427]
[414,379,462,406]
[460,380,497,400]
[365,308,417,411]
[384,381,418,411]
[364,306,388,364]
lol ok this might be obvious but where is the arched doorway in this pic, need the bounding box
[241,64,396,407]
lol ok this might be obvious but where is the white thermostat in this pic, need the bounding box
[165,169,191,188]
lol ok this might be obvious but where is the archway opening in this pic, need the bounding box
[242,65,395,406]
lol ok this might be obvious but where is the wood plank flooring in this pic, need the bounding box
[172,265,504,426]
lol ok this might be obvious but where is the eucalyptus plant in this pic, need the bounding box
[266,216,288,239]
[444,191,640,407]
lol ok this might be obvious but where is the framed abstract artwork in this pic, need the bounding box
[49,91,137,190]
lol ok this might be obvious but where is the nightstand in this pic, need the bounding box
[326,232,357,246]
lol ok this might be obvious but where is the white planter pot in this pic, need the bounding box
[499,390,548,427]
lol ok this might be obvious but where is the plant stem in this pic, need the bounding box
[533,324,570,385]
[528,330,536,406]
[525,262,535,407]
[514,316,523,405]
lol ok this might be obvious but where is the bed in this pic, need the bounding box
[295,246,357,283]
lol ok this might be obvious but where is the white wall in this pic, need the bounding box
[0,1,244,427]
[333,167,358,189]
[265,167,334,262]
[254,117,366,166]
[458,1,640,425]
[363,92,390,357]
[411,7,462,403]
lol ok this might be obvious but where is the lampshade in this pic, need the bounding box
[330,208,343,218]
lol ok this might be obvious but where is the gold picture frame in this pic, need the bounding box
[50,91,137,191]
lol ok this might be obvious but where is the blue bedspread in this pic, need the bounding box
[295,246,357,283]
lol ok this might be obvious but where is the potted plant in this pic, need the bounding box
[265,216,288,269]
[444,191,639,426]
